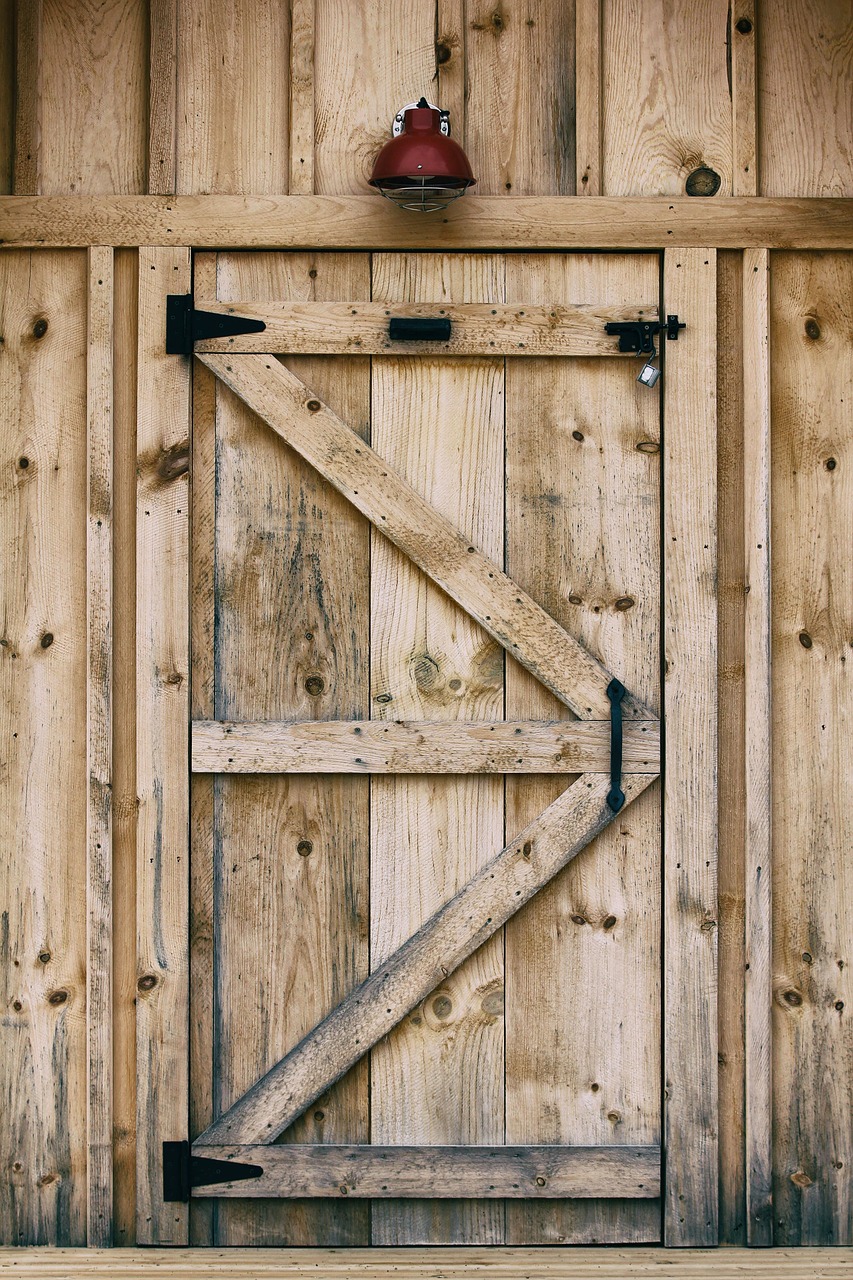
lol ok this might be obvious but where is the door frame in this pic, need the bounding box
[133,243,725,1247]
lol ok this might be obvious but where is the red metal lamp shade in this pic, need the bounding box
[369,98,476,213]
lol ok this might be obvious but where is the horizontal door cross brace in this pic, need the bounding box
[194,771,656,1146]
[169,1143,660,1201]
[191,718,660,774]
[198,353,655,722]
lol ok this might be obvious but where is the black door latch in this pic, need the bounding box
[604,314,685,354]
[163,1140,263,1202]
[166,294,267,355]
[388,316,452,341]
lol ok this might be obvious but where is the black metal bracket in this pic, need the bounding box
[606,678,626,814]
[389,316,452,341]
[604,314,685,355]
[166,294,267,355]
[163,1140,264,1202]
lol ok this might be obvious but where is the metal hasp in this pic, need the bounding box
[389,316,453,341]
[606,678,626,813]
[604,314,685,354]
[165,294,267,355]
[162,1140,263,1202]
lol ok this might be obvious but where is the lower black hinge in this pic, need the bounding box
[166,294,266,355]
[163,1140,264,1202]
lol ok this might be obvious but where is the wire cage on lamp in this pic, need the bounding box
[369,98,476,213]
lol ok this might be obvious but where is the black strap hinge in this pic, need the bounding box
[166,294,266,355]
[604,315,685,355]
[163,1140,264,1202]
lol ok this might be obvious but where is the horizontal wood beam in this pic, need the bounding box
[195,771,656,1146]
[0,195,851,249]
[200,353,654,721]
[191,719,660,774]
[189,1144,660,1199]
[192,301,656,356]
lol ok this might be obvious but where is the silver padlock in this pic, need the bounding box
[637,359,661,387]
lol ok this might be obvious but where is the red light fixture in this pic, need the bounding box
[369,98,476,213]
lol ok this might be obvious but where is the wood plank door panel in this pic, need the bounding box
[189,250,664,1246]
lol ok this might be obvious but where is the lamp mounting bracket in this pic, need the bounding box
[392,97,451,136]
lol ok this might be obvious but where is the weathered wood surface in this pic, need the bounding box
[731,2,758,197]
[575,0,602,194]
[193,300,656,356]
[742,248,773,1245]
[288,0,314,195]
[198,352,651,722]
[662,249,719,1246]
[771,253,852,1246]
[135,247,191,1245]
[147,0,178,196]
[85,245,113,1247]
[203,251,371,1247]
[191,719,660,774]
[2,1247,851,1278]
[3,195,853,249]
[504,252,662,1246]
[0,250,89,1246]
[190,1146,661,1200]
[196,773,656,1147]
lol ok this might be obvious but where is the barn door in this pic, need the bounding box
[184,250,665,1246]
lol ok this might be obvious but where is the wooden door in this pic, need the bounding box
[185,250,664,1246]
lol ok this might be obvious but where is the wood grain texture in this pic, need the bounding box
[198,352,651,722]
[135,246,191,1245]
[110,248,138,1247]
[85,245,113,1247]
[0,1248,851,1278]
[465,0,575,196]
[602,0,732,196]
[12,0,41,193]
[770,253,852,1246]
[0,0,14,193]
[575,0,602,195]
[4,195,852,249]
[731,2,758,196]
[193,300,656,356]
[313,0,433,196]
[191,719,660,774]
[758,0,853,196]
[716,250,747,1246]
[288,0,314,194]
[191,1146,661,1200]
[196,773,656,1149]
[368,251,506,1246]
[662,249,719,1246]
[175,0,290,195]
[207,252,370,1247]
[38,0,147,196]
[742,248,772,1245]
[504,252,662,1246]
[0,250,88,1246]
[148,0,178,195]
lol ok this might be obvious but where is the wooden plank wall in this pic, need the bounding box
[0,0,851,1248]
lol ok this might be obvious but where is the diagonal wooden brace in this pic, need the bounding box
[198,353,657,722]
[195,771,657,1146]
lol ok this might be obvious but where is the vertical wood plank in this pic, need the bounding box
[731,2,758,196]
[176,0,290,195]
[435,0,466,146]
[288,0,314,195]
[0,250,88,1245]
[716,250,747,1246]
[663,247,719,1246]
[369,253,506,1247]
[575,0,602,194]
[0,0,15,193]
[504,252,662,1246]
[135,245,191,1245]
[758,0,853,196]
[86,245,114,1248]
[13,0,41,193]
[111,247,139,1247]
[771,252,852,1246]
[209,252,370,1248]
[742,247,772,1245]
[465,0,575,195]
[602,0,732,196]
[148,0,178,195]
